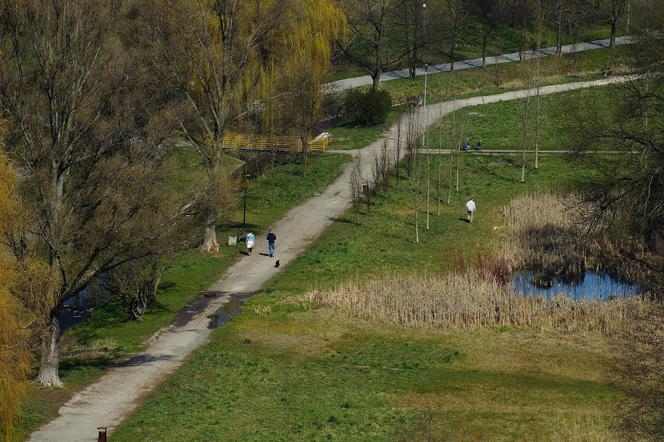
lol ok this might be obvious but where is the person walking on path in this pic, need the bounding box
[246,232,255,255]
[465,196,476,223]
[266,229,277,257]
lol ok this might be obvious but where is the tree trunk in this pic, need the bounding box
[36,315,63,387]
[556,4,563,55]
[202,214,218,253]
[436,128,442,216]
[300,134,309,176]
[146,265,161,306]
[372,71,381,89]
[610,21,617,47]
[481,33,487,68]
[426,154,430,230]
[449,45,455,71]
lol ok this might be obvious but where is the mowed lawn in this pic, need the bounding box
[112,154,622,441]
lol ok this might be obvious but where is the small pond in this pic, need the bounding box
[58,290,97,333]
[513,271,640,301]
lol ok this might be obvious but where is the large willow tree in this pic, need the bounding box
[277,0,345,168]
[143,0,345,251]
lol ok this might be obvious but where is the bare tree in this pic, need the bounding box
[403,110,422,243]
[468,0,500,67]
[0,0,202,386]
[400,0,426,79]
[406,112,419,177]
[519,93,533,183]
[604,0,629,47]
[439,0,469,71]
[395,116,403,186]
[350,154,363,222]
[550,0,592,55]
[533,0,547,170]
[340,0,415,88]
[436,126,444,215]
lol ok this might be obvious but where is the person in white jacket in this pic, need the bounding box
[246,232,255,255]
[465,196,476,223]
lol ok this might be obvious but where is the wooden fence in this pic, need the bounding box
[221,133,329,152]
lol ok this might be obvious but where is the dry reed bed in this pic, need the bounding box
[307,271,644,335]
[307,192,646,334]
[502,193,591,276]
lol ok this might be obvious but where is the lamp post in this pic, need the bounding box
[422,2,430,231]
[242,171,250,225]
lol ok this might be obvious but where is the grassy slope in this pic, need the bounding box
[425,85,617,151]
[270,155,607,291]
[114,151,622,441]
[113,304,616,441]
[14,153,349,441]
[379,45,630,105]
[329,46,629,151]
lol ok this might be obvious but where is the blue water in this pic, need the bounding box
[512,271,640,301]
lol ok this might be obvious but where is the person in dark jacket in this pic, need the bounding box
[266,229,277,257]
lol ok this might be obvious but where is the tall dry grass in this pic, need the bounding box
[502,193,590,278]
[307,192,649,335]
[307,271,643,336]
[502,192,648,284]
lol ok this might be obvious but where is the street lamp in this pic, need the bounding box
[422,2,430,231]
[422,2,428,131]
[242,172,250,225]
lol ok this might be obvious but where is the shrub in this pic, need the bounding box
[344,88,392,126]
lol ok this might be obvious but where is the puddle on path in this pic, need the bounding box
[513,271,640,301]
[209,293,252,328]
[173,291,223,327]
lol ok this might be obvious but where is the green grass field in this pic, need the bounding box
[426,84,617,151]
[270,155,608,291]
[112,153,622,441]
[112,304,617,441]
[14,153,349,442]
[381,45,630,105]
[328,46,630,151]
[110,85,625,441]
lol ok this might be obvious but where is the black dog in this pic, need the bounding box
[274,260,280,268]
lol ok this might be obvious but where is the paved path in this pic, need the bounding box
[29,75,630,442]
[415,149,634,155]
[324,36,634,93]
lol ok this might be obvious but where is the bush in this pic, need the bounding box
[344,88,392,126]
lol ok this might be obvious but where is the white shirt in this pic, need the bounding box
[466,200,476,212]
